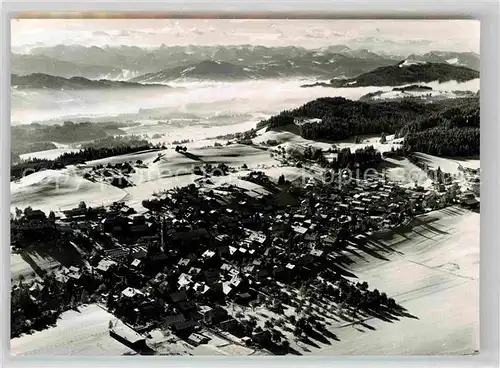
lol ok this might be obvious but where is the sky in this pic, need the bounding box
[11,19,480,55]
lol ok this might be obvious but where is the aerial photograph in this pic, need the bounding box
[10,17,479,356]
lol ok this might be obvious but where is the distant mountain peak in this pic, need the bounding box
[11,73,171,90]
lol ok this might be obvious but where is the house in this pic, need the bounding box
[95,259,117,275]
[177,300,197,312]
[130,259,142,269]
[187,333,209,346]
[252,330,271,344]
[310,249,324,258]
[132,247,148,259]
[189,267,202,277]
[171,320,197,337]
[241,336,253,346]
[110,324,148,352]
[220,318,239,332]
[169,290,188,303]
[178,273,193,288]
[222,282,235,297]
[172,228,209,242]
[203,270,220,285]
[235,292,253,304]
[178,258,191,268]
[121,287,144,300]
[292,226,308,235]
[163,314,186,327]
[202,250,216,260]
[217,245,230,257]
[194,305,214,323]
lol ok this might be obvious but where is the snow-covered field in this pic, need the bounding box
[413,153,480,194]
[384,157,433,188]
[10,169,127,214]
[414,153,480,175]
[314,206,479,355]
[255,130,403,155]
[10,304,135,356]
[19,148,80,161]
[11,252,60,283]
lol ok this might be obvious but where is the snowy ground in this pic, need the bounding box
[313,206,479,355]
[11,169,127,214]
[383,157,433,188]
[11,252,60,283]
[413,153,480,194]
[19,148,80,161]
[255,130,403,155]
[10,304,135,356]
[414,153,480,175]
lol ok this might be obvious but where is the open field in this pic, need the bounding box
[11,143,283,214]
[383,157,433,188]
[316,206,479,355]
[10,304,135,356]
[11,169,127,214]
[11,252,60,283]
[19,148,81,161]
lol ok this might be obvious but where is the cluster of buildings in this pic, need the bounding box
[11,159,478,351]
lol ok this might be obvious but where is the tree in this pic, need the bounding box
[271,329,282,343]
[380,132,387,144]
[48,211,56,221]
[380,292,388,305]
[80,289,89,304]
[23,206,33,216]
[79,201,87,210]
[15,207,23,219]
[293,326,303,340]
[281,340,290,350]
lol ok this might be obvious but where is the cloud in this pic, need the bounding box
[190,27,204,36]
[93,31,110,37]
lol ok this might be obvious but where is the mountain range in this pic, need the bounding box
[11,73,170,90]
[11,44,480,81]
[128,57,398,83]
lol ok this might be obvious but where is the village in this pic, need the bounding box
[10,146,480,355]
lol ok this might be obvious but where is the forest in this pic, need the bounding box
[328,62,479,87]
[259,96,479,157]
[403,127,480,156]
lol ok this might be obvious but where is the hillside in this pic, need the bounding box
[302,62,479,88]
[258,96,479,157]
[405,51,480,71]
[11,54,133,80]
[129,60,261,82]
[130,55,397,83]
[11,121,134,162]
[11,73,170,90]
